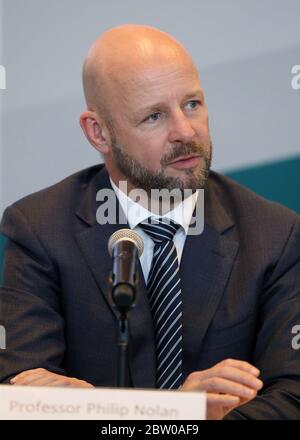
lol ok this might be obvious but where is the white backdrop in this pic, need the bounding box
[0,0,299,214]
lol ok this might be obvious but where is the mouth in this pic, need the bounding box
[167,154,201,170]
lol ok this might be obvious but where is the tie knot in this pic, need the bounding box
[139,218,181,244]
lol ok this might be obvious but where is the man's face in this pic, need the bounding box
[103,56,212,193]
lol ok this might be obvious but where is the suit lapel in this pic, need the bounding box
[74,166,239,386]
[180,180,239,377]
[75,166,156,387]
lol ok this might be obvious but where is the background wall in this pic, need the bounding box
[0,0,300,280]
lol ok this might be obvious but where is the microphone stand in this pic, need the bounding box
[109,258,138,388]
[117,305,130,388]
[108,232,143,388]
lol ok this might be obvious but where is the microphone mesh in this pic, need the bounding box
[108,229,144,257]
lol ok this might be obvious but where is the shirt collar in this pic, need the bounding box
[110,177,199,235]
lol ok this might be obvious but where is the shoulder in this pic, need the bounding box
[207,170,299,228]
[6,164,104,215]
[206,171,300,258]
[1,164,105,237]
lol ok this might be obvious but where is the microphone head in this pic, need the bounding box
[108,229,144,257]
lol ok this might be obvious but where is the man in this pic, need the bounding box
[1,24,300,420]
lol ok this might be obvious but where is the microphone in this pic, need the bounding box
[108,229,144,313]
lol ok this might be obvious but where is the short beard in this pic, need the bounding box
[109,127,212,195]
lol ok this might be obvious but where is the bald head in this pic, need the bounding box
[80,24,211,195]
[82,24,197,118]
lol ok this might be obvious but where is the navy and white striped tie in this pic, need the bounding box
[139,218,183,389]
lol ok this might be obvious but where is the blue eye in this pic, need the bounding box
[144,112,161,123]
[185,100,200,110]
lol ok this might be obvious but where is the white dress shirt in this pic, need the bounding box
[110,178,199,283]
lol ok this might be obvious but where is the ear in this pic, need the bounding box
[79,110,111,154]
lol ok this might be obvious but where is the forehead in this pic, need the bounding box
[107,57,202,110]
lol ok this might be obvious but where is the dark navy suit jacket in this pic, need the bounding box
[1,165,300,419]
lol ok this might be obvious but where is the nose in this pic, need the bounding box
[167,110,195,144]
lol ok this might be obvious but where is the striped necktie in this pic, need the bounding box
[139,218,183,389]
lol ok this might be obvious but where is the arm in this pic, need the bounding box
[180,217,300,420]
[224,217,300,419]
[0,205,74,383]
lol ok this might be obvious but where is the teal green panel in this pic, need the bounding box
[225,156,300,214]
[0,233,6,285]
